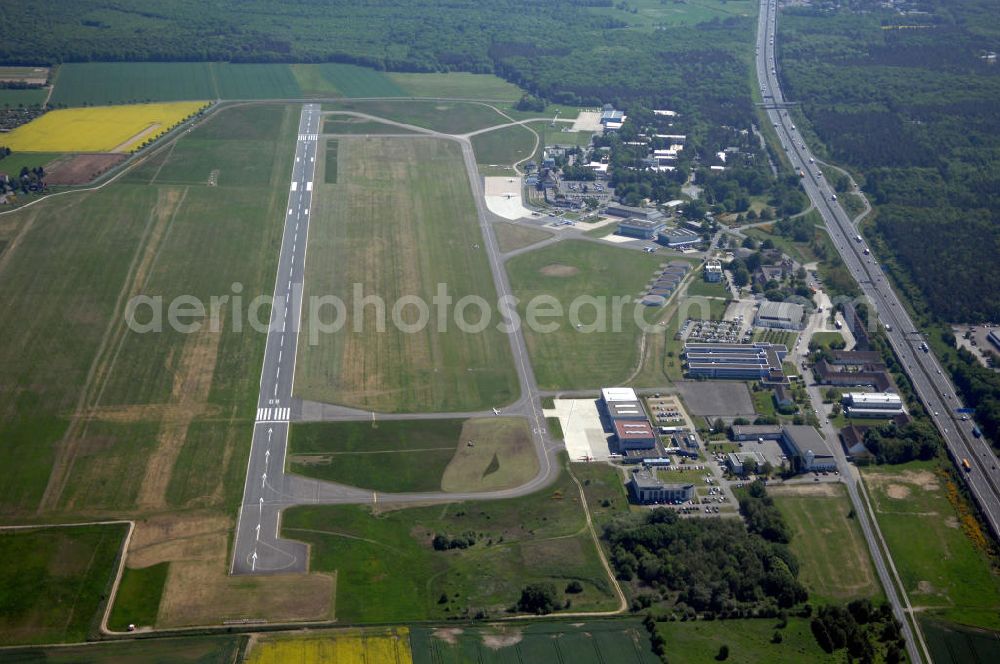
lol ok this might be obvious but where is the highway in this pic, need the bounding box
[757,1,1000,532]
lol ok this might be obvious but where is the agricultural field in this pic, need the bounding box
[0,152,63,176]
[506,240,664,389]
[0,635,244,664]
[922,619,1000,664]
[0,87,47,107]
[0,65,49,84]
[492,222,553,254]
[471,123,537,167]
[862,460,1000,630]
[246,628,413,664]
[769,483,882,603]
[322,99,510,134]
[293,63,405,98]
[2,101,206,153]
[388,72,524,101]
[0,524,126,645]
[409,620,660,664]
[49,62,307,106]
[655,617,838,664]
[293,136,519,413]
[282,466,618,622]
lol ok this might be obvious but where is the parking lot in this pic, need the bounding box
[681,317,749,343]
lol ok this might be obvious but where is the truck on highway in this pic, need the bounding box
[920,341,929,352]
[962,458,972,472]
[855,234,863,242]
[973,426,983,438]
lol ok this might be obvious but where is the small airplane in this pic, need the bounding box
[579,455,594,462]
[492,407,501,415]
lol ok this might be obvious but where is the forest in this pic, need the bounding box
[778,0,1000,322]
[0,0,755,125]
[604,492,808,615]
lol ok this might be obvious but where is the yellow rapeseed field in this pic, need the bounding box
[246,628,414,664]
[1,101,207,153]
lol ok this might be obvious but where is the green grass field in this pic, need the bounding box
[770,484,882,603]
[323,116,416,134]
[810,331,845,348]
[492,222,552,254]
[525,121,594,154]
[287,420,462,492]
[0,635,244,663]
[0,524,126,645]
[288,418,537,493]
[388,72,525,101]
[282,465,617,622]
[322,99,510,134]
[292,63,405,98]
[655,617,838,664]
[685,268,731,298]
[573,462,631,531]
[293,136,519,412]
[0,87,47,107]
[471,123,536,166]
[108,562,169,630]
[506,240,664,389]
[440,417,538,492]
[410,620,660,664]
[754,328,798,347]
[862,460,1000,630]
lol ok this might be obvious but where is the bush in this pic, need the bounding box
[517,583,559,615]
[565,580,584,594]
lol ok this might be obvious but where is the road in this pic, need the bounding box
[231,107,567,575]
[758,0,1000,533]
[759,1,1000,660]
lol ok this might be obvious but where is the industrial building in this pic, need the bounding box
[704,259,723,282]
[755,301,805,330]
[617,218,667,240]
[683,342,787,381]
[627,469,695,504]
[781,425,837,472]
[602,387,638,403]
[726,450,766,476]
[813,358,892,392]
[842,392,905,418]
[604,203,662,220]
[658,227,701,248]
[606,400,647,420]
[730,424,783,441]
[614,420,657,450]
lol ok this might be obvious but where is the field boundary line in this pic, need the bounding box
[856,476,932,663]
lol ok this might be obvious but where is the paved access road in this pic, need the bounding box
[758,0,1000,532]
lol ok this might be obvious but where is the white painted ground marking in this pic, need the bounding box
[306,181,313,192]
[290,182,298,191]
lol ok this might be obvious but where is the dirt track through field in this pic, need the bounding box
[38,187,187,513]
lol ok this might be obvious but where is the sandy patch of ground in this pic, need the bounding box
[767,482,841,498]
[45,153,127,185]
[571,111,602,133]
[135,324,222,510]
[110,123,162,153]
[945,515,960,529]
[129,514,334,627]
[539,263,580,277]
[432,628,463,645]
[886,484,911,500]
[482,629,523,649]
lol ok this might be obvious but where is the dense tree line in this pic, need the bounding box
[863,420,940,465]
[738,480,791,543]
[810,600,905,663]
[949,346,1000,449]
[779,0,1000,322]
[604,505,807,614]
[0,1,755,127]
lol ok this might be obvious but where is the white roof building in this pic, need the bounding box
[602,387,639,403]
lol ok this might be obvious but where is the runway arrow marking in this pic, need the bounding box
[251,550,258,571]
[261,472,267,488]
[255,523,261,541]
